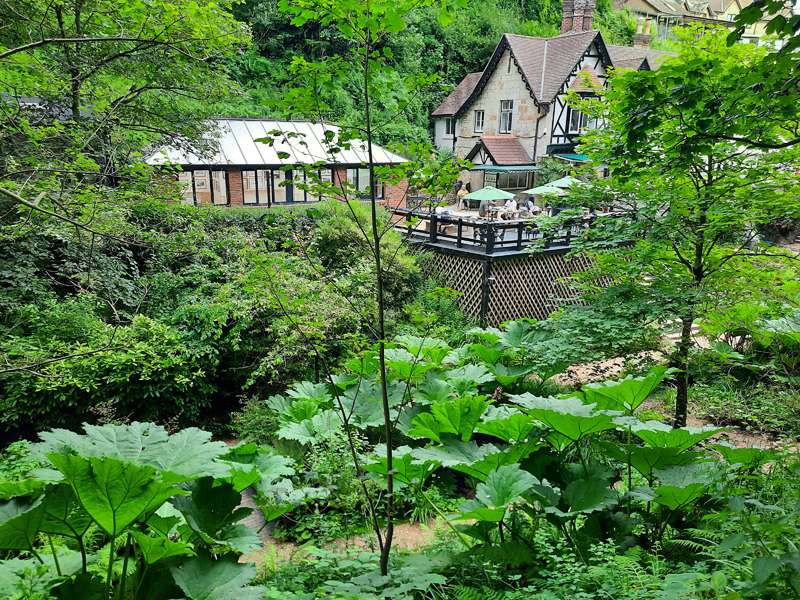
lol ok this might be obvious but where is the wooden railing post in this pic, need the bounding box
[430,214,438,243]
[516,221,524,250]
[486,223,495,255]
[457,219,463,248]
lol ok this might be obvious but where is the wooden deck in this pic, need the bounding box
[391,207,615,258]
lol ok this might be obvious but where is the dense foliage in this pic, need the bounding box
[220,0,635,145]
[0,200,444,440]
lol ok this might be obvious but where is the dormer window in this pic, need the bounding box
[500,100,513,134]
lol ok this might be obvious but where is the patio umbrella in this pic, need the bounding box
[520,184,565,196]
[547,176,581,188]
[462,185,517,200]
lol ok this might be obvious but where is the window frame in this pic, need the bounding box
[499,100,513,134]
[474,110,484,133]
[347,167,383,200]
[444,118,455,136]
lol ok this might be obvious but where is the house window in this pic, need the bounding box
[474,110,484,133]
[726,13,735,21]
[507,56,512,72]
[500,100,513,134]
[445,118,455,136]
[568,108,589,133]
[497,171,530,189]
[347,168,383,199]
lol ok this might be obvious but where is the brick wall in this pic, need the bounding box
[384,177,409,209]
[228,168,244,206]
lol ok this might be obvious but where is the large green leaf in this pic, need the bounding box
[511,395,617,447]
[341,384,384,429]
[452,440,542,481]
[476,465,538,508]
[131,532,195,564]
[384,348,434,380]
[499,320,549,349]
[600,442,698,480]
[652,464,714,511]
[467,327,503,347]
[488,363,534,387]
[407,413,444,443]
[363,447,439,487]
[429,396,489,442]
[445,364,495,386]
[410,441,500,468]
[470,344,503,365]
[632,424,726,452]
[456,499,507,522]
[560,479,618,515]
[286,381,330,403]
[50,455,179,537]
[39,483,93,539]
[413,378,453,405]
[171,551,266,600]
[476,414,536,443]
[580,366,673,412]
[395,335,451,365]
[0,495,44,550]
[33,423,231,480]
[171,478,252,549]
[277,410,342,444]
[713,443,775,467]
[0,552,89,598]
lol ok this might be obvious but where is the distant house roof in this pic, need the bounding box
[146,119,408,168]
[468,136,535,166]
[607,45,675,70]
[432,72,482,117]
[432,30,672,118]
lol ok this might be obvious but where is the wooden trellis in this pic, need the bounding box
[417,249,593,326]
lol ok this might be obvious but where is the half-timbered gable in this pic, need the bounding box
[430,0,672,192]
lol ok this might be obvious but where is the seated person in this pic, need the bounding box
[518,195,535,217]
[435,205,451,233]
[457,184,469,210]
[504,198,517,212]
[478,199,493,218]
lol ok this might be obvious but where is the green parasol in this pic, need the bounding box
[547,176,581,188]
[520,185,565,196]
[462,185,517,200]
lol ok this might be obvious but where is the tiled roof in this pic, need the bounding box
[432,72,482,116]
[480,136,534,165]
[607,45,676,70]
[506,30,603,104]
[569,65,603,92]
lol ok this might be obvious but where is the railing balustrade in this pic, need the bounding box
[391,207,614,255]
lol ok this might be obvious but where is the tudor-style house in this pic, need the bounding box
[432,0,671,193]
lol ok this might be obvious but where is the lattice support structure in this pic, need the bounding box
[417,247,593,326]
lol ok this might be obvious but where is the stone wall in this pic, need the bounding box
[455,49,546,161]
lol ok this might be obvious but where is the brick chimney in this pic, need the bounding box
[581,0,596,30]
[561,0,597,34]
[632,16,653,48]
[561,0,575,34]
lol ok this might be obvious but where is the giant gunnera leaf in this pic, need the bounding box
[476,465,538,508]
[171,551,266,600]
[579,366,673,412]
[32,423,231,480]
[509,395,617,449]
[49,455,179,537]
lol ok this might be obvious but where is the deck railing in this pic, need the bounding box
[391,206,614,255]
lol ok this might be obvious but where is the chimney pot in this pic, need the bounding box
[644,16,652,34]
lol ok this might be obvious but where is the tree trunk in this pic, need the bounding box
[362,34,393,578]
[673,317,693,428]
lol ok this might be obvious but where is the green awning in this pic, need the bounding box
[470,165,539,172]
[554,154,589,162]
